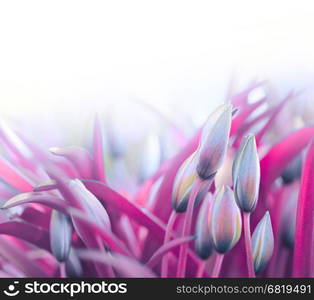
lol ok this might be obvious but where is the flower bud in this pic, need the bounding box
[172,153,209,213]
[50,210,72,262]
[252,211,274,274]
[211,186,242,253]
[194,193,214,259]
[196,103,232,180]
[232,135,260,212]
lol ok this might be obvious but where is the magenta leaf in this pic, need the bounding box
[0,236,48,277]
[293,141,314,277]
[260,127,314,200]
[2,192,68,213]
[255,92,296,145]
[50,146,93,179]
[68,208,131,257]
[78,250,156,278]
[82,179,166,241]
[231,99,265,136]
[0,221,50,251]
[92,117,106,182]
[147,236,194,269]
[0,156,34,192]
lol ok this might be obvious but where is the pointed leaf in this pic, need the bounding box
[78,250,156,278]
[293,141,314,277]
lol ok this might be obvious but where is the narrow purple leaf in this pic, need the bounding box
[0,221,50,251]
[255,92,296,145]
[0,236,48,277]
[230,82,265,107]
[0,121,36,171]
[82,179,166,241]
[0,156,34,192]
[68,208,131,257]
[78,250,156,278]
[293,141,314,277]
[92,116,106,182]
[33,180,58,192]
[2,192,68,213]
[231,98,265,136]
[50,146,93,179]
[147,236,194,269]
[260,126,314,200]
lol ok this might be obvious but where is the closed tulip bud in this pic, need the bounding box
[50,210,72,262]
[196,103,232,180]
[252,211,274,274]
[194,193,214,259]
[172,153,209,213]
[211,186,242,253]
[232,135,260,212]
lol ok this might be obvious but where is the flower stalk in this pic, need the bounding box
[176,178,203,277]
[212,254,224,278]
[243,212,255,278]
[161,211,177,277]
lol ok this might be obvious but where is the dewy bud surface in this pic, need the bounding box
[232,135,260,212]
[211,186,242,253]
[196,103,232,180]
[171,152,209,213]
[194,193,214,259]
[252,211,274,274]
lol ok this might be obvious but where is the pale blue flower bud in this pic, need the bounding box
[252,211,274,274]
[196,103,232,180]
[232,135,260,212]
[211,186,242,253]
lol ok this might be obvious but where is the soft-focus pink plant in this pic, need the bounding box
[0,82,313,278]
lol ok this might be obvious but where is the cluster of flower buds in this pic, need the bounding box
[194,186,242,259]
[193,128,275,276]
[172,103,233,213]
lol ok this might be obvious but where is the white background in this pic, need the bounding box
[0,0,313,141]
